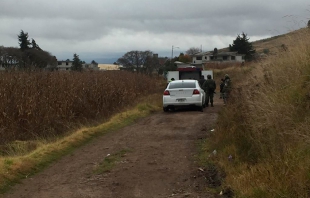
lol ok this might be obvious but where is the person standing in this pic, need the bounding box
[198,75,206,88]
[202,74,216,107]
[219,78,225,99]
[222,74,231,105]
[167,78,175,86]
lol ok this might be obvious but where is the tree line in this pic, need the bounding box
[1,30,256,72]
[0,30,97,71]
[0,30,57,70]
[116,50,193,76]
[116,32,256,75]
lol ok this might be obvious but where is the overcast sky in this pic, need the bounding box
[1,0,309,63]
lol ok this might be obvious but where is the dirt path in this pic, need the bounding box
[3,98,222,198]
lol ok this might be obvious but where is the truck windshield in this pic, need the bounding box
[169,82,196,89]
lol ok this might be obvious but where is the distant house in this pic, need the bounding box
[192,51,245,67]
[56,60,99,71]
[57,60,73,71]
[83,63,99,71]
[173,61,195,68]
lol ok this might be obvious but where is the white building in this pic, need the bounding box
[173,61,193,68]
[56,60,99,71]
[98,64,120,71]
[192,51,245,66]
[57,60,72,71]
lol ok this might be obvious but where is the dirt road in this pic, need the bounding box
[3,98,222,198]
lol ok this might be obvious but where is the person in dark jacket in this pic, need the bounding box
[222,74,231,105]
[219,78,225,99]
[198,75,206,87]
[202,74,216,107]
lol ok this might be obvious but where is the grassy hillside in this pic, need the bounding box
[252,28,308,54]
[201,28,310,197]
[218,28,308,55]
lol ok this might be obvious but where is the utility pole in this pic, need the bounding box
[171,45,179,68]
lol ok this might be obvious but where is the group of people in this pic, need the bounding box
[199,74,231,106]
[168,74,231,106]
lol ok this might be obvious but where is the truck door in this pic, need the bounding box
[202,70,214,79]
[180,71,200,80]
[167,71,179,82]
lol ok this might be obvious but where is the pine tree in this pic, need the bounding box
[91,60,98,65]
[71,53,83,71]
[31,39,42,50]
[229,32,255,60]
[18,30,31,51]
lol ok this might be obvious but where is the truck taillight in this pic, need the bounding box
[193,89,200,94]
[163,90,170,95]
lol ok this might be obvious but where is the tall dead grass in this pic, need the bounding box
[0,71,163,150]
[206,28,310,197]
[204,62,245,70]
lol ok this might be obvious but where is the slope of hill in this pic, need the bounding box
[252,28,309,54]
[202,27,310,197]
[217,28,309,56]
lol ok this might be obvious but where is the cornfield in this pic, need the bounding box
[0,71,162,145]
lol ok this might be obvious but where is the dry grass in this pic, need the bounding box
[202,28,310,197]
[0,70,166,192]
[0,71,164,148]
[204,62,245,70]
[0,93,163,193]
[252,28,310,54]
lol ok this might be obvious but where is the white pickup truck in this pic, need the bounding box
[166,67,213,82]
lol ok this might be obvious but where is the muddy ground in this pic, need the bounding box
[3,97,224,198]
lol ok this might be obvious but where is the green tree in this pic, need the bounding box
[14,30,57,70]
[178,53,191,63]
[91,60,98,65]
[26,49,57,69]
[229,32,256,60]
[117,50,152,73]
[163,58,177,71]
[71,53,83,71]
[31,39,42,50]
[18,30,31,51]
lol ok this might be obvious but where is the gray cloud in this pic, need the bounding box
[1,0,309,62]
